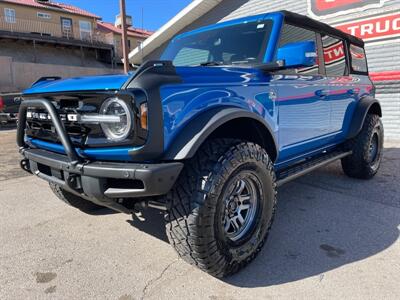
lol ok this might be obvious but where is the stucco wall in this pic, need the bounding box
[0,56,14,91]
[0,38,112,67]
[0,56,122,93]
[113,34,145,59]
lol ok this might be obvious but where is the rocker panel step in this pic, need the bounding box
[276,150,352,187]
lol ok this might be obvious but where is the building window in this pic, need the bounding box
[61,17,73,38]
[37,12,51,19]
[4,8,16,24]
[79,20,92,40]
[137,40,143,51]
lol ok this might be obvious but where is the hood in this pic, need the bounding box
[23,73,132,95]
[22,63,266,96]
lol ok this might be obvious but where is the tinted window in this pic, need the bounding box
[162,20,273,66]
[173,47,210,66]
[322,35,347,76]
[278,24,320,75]
[350,44,368,73]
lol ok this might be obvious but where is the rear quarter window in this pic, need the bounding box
[350,44,368,73]
[322,35,347,76]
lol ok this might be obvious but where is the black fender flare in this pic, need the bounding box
[347,96,382,140]
[163,107,278,161]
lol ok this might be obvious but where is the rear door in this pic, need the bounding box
[321,34,358,135]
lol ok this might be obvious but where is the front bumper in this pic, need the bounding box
[0,112,18,123]
[17,98,183,213]
[21,148,183,212]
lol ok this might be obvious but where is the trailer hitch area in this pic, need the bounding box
[130,200,167,222]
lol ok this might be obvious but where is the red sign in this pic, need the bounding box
[324,42,345,64]
[315,0,363,11]
[309,0,384,17]
[336,14,400,42]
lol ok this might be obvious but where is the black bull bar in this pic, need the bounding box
[16,98,183,213]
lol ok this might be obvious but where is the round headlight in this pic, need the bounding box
[100,98,133,141]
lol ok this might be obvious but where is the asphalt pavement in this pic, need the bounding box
[1,129,399,299]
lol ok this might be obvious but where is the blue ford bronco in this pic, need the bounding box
[17,11,383,277]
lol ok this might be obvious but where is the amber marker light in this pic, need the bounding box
[140,103,148,130]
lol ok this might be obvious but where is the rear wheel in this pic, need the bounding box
[164,139,277,277]
[341,114,384,179]
[49,183,103,213]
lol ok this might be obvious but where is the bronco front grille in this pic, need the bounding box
[26,110,92,146]
[24,93,113,148]
[22,92,147,149]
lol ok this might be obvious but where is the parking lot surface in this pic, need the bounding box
[1,129,399,299]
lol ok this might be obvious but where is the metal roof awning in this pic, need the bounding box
[128,0,223,65]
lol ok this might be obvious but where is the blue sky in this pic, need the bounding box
[65,0,192,31]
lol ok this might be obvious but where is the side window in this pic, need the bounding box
[278,23,320,75]
[173,47,210,66]
[322,35,347,76]
[4,8,16,23]
[350,44,368,73]
[79,21,92,40]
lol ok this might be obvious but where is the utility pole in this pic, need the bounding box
[120,0,130,73]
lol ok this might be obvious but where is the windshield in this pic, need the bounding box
[161,20,273,67]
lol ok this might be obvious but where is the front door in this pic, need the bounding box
[61,17,73,39]
[275,23,331,162]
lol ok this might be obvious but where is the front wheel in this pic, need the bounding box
[164,139,277,278]
[341,114,384,179]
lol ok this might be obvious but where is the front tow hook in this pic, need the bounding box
[20,159,31,174]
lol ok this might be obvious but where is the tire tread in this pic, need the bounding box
[165,139,277,277]
[341,114,383,179]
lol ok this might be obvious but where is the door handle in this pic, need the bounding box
[315,90,328,98]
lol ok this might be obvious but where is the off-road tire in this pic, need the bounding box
[341,114,384,179]
[165,139,277,278]
[49,183,103,213]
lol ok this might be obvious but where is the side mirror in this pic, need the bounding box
[277,41,317,68]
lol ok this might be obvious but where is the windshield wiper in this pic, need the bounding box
[199,61,224,66]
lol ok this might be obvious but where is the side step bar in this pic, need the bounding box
[276,150,352,187]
